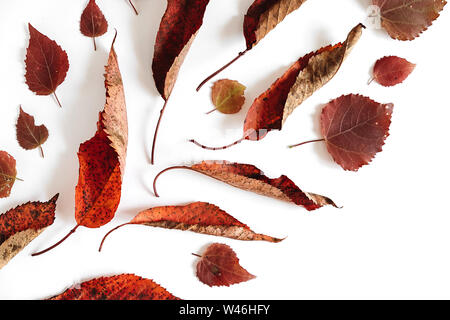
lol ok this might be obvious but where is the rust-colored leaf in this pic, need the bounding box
[99,202,282,251]
[209,79,246,114]
[49,274,180,300]
[153,161,337,211]
[150,0,210,164]
[191,24,364,150]
[16,107,49,158]
[80,0,108,51]
[194,243,255,287]
[0,151,20,199]
[0,195,58,270]
[25,24,69,108]
[32,35,127,256]
[197,0,309,90]
[373,0,446,40]
[290,94,394,171]
[372,56,416,87]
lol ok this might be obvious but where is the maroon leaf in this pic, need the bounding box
[0,151,20,198]
[16,107,49,157]
[80,0,108,51]
[372,56,416,87]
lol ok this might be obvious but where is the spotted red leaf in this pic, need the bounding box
[99,202,282,251]
[154,161,337,211]
[16,107,49,157]
[80,0,108,51]
[0,151,19,198]
[197,0,309,90]
[150,0,210,164]
[32,35,127,256]
[25,24,69,108]
[49,274,179,300]
[372,56,416,87]
[191,24,364,150]
[0,195,58,270]
[372,0,447,40]
[195,243,255,287]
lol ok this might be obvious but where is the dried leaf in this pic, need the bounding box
[373,0,446,40]
[16,107,49,157]
[191,24,364,150]
[372,56,416,87]
[150,0,210,164]
[80,0,108,51]
[0,194,58,269]
[195,243,255,287]
[290,94,394,171]
[99,202,282,251]
[210,79,246,114]
[32,35,127,256]
[25,24,69,108]
[0,151,19,198]
[49,274,179,300]
[197,0,309,90]
[154,161,337,211]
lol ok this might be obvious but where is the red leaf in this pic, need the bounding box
[195,243,255,287]
[191,24,364,150]
[0,195,58,269]
[197,0,309,90]
[373,0,447,40]
[16,107,49,157]
[80,0,108,51]
[99,202,282,251]
[372,56,416,87]
[153,161,337,211]
[32,35,127,256]
[49,274,180,300]
[25,24,69,108]
[150,0,210,164]
[0,151,20,198]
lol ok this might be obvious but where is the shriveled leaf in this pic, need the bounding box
[210,79,246,114]
[373,0,447,40]
[244,0,308,49]
[154,161,337,211]
[321,94,393,171]
[372,56,416,87]
[0,194,58,270]
[80,0,108,51]
[49,274,179,300]
[25,24,69,108]
[0,151,19,198]
[99,202,282,251]
[191,24,364,149]
[32,35,127,256]
[195,243,255,287]
[197,0,309,90]
[16,107,49,157]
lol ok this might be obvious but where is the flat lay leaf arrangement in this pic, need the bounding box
[0,0,447,300]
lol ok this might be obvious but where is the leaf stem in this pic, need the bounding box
[31,224,80,256]
[205,108,216,115]
[39,145,45,158]
[189,136,245,151]
[53,92,62,108]
[98,223,131,252]
[93,37,97,51]
[128,0,138,15]
[196,50,248,92]
[288,138,325,149]
[192,253,202,258]
[153,166,190,197]
[150,98,170,165]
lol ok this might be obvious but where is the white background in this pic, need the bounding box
[0,0,449,300]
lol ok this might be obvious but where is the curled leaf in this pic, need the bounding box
[194,243,255,287]
[154,161,337,211]
[16,107,49,157]
[210,79,246,114]
[99,202,282,251]
[372,0,447,40]
[49,274,179,300]
[0,151,20,198]
[191,23,364,149]
[80,0,108,51]
[372,56,416,87]
[25,24,69,108]
[0,194,58,270]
